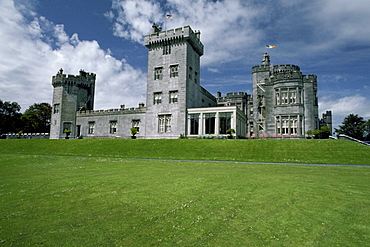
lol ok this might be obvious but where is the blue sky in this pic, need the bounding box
[0,0,369,131]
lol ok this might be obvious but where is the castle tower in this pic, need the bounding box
[144,25,213,138]
[50,69,96,139]
[252,54,319,138]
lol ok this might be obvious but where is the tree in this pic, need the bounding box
[317,125,331,139]
[21,103,52,133]
[335,114,366,140]
[0,99,22,134]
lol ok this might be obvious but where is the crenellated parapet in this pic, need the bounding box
[303,74,317,83]
[144,25,203,56]
[252,65,271,73]
[77,106,146,116]
[273,64,300,73]
[217,92,248,103]
[226,92,247,97]
[269,64,303,81]
[52,69,96,89]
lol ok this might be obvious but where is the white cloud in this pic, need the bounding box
[0,0,146,111]
[107,0,370,68]
[108,0,264,66]
[109,0,163,43]
[207,68,220,73]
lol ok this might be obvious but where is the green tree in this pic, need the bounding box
[335,114,366,140]
[318,125,331,139]
[0,99,22,134]
[21,103,52,133]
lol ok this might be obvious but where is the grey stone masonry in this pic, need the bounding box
[50,69,95,139]
[144,25,216,139]
[251,53,321,138]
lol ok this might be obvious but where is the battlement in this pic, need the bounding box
[52,69,95,88]
[216,92,248,103]
[144,25,203,56]
[252,65,271,73]
[226,92,247,97]
[303,74,317,83]
[273,64,300,73]
[77,103,146,116]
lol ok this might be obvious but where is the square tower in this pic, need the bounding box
[144,25,206,138]
[50,69,95,139]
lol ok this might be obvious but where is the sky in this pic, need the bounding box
[1,0,369,132]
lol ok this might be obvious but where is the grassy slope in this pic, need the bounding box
[0,138,369,165]
[1,139,369,246]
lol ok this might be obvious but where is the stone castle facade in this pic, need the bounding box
[50,25,331,139]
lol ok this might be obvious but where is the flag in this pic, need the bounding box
[166,14,173,19]
[266,45,276,48]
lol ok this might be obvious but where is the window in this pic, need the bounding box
[169,90,178,103]
[194,72,198,84]
[276,88,298,105]
[170,65,179,78]
[154,92,162,105]
[281,91,288,104]
[88,122,95,134]
[275,92,280,105]
[53,104,60,114]
[154,67,163,80]
[204,113,216,134]
[109,121,117,134]
[189,114,199,135]
[163,44,171,55]
[219,112,232,134]
[276,116,298,135]
[281,117,289,134]
[289,91,296,104]
[291,117,298,135]
[158,115,171,133]
[132,119,140,132]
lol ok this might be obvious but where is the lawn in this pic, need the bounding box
[0,139,369,246]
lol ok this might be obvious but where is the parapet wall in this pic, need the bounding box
[52,70,96,88]
[273,64,300,73]
[144,25,203,56]
[77,106,146,117]
[252,65,271,73]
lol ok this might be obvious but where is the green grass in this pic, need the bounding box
[1,138,369,165]
[0,139,369,246]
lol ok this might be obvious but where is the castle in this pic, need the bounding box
[50,25,332,139]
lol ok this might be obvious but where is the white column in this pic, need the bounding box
[199,112,204,135]
[215,112,219,135]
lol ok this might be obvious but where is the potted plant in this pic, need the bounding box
[306,130,313,139]
[130,127,138,139]
[226,128,235,139]
[64,129,71,139]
